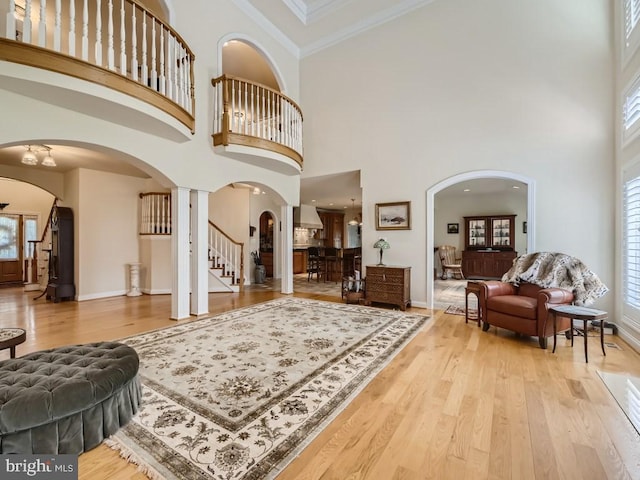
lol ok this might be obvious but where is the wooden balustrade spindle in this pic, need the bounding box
[6,0,16,41]
[150,18,157,90]
[159,27,165,94]
[81,0,88,60]
[131,6,138,81]
[107,0,114,69]
[141,13,148,85]
[69,0,76,56]
[95,0,102,65]
[119,0,126,75]
[38,0,46,47]
[23,0,32,43]
[54,0,61,51]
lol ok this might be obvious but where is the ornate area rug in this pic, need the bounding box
[444,305,477,319]
[107,297,429,479]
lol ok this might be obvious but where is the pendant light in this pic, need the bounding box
[348,198,359,225]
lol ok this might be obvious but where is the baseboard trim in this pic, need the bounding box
[77,290,127,301]
[141,288,171,295]
[617,324,640,353]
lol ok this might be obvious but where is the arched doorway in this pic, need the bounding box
[426,170,536,310]
[259,210,275,279]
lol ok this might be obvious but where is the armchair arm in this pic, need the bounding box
[481,281,517,298]
[538,288,574,305]
[537,288,574,338]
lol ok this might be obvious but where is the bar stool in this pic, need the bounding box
[323,247,339,282]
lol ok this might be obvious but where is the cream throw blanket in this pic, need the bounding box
[501,252,608,306]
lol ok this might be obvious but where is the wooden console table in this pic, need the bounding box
[365,265,411,310]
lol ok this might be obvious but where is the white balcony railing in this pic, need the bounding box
[212,74,303,167]
[2,0,195,131]
[139,191,170,235]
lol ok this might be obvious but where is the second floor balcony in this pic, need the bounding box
[1,0,195,134]
[212,74,304,173]
[0,2,303,171]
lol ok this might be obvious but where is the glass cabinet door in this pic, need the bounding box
[468,219,486,247]
[492,218,511,247]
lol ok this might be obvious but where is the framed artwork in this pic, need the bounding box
[375,201,411,230]
[447,223,459,234]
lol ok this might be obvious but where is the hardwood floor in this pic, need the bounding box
[2,287,640,480]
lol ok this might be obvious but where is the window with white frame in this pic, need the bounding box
[625,0,640,55]
[623,76,640,143]
[623,163,640,333]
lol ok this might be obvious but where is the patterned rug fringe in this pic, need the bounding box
[104,437,164,480]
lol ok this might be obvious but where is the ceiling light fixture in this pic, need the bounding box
[21,146,37,165]
[0,203,9,210]
[21,145,56,167]
[348,198,359,225]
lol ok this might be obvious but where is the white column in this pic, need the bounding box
[190,189,209,316]
[280,204,294,294]
[171,186,190,320]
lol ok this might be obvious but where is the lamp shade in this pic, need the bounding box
[41,152,56,167]
[373,238,390,250]
[21,148,37,165]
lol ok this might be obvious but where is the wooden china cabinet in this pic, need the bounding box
[462,215,517,279]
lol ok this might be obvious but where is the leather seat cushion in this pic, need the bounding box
[487,295,538,320]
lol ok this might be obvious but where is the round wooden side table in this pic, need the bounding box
[0,328,26,358]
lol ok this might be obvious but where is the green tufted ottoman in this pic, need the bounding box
[0,341,141,454]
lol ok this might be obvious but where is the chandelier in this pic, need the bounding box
[22,145,56,167]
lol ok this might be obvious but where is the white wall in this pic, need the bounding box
[301,0,614,310]
[75,168,147,300]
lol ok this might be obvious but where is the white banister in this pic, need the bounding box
[53,0,61,51]
[208,222,244,290]
[3,0,195,124]
[131,4,137,81]
[107,0,114,70]
[95,0,102,65]
[150,18,157,90]
[38,0,46,47]
[81,0,88,60]
[211,75,304,166]
[68,0,75,56]
[119,0,125,74]
[6,0,16,41]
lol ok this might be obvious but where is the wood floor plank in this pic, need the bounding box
[2,286,640,480]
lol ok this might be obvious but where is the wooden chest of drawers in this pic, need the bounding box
[365,265,411,310]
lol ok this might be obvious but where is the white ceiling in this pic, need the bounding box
[0,144,150,178]
[236,0,436,57]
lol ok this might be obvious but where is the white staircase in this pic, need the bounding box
[208,222,244,293]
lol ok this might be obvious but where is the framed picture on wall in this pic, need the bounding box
[447,223,459,234]
[375,201,411,230]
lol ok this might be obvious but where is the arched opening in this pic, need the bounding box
[259,211,275,280]
[222,39,281,92]
[426,170,536,310]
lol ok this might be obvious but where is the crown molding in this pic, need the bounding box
[300,0,435,58]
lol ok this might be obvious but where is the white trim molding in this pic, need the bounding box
[425,170,536,310]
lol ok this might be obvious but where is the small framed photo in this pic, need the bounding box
[447,223,459,234]
[375,201,411,230]
[523,221,527,234]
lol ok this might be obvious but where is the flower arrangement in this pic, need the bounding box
[251,250,262,265]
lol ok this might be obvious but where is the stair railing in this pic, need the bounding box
[208,221,244,291]
[139,192,171,234]
[27,198,57,289]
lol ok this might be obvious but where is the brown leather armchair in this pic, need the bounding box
[479,281,574,349]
